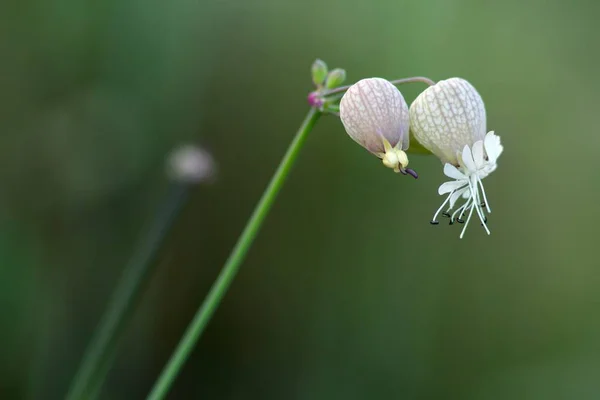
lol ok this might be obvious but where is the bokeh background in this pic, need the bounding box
[3,0,600,398]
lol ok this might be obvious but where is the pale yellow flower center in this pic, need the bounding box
[378,138,408,173]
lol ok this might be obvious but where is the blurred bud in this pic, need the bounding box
[409,78,486,165]
[307,91,324,108]
[167,145,215,183]
[311,59,328,87]
[339,78,413,174]
[325,68,346,89]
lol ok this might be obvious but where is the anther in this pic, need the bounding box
[442,212,450,218]
[457,218,465,224]
[430,220,439,225]
[480,202,486,208]
[405,168,418,179]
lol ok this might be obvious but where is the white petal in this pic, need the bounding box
[472,140,485,169]
[461,145,477,172]
[438,180,468,195]
[484,131,503,164]
[443,163,467,180]
[481,162,497,177]
[449,187,468,209]
[401,126,410,150]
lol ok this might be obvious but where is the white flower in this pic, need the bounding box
[409,78,503,238]
[340,77,416,177]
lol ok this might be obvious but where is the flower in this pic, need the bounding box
[409,78,503,238]
[340,77,417,177]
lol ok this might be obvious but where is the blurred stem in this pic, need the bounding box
[146,108,321,400]
[323,76,436,96]
[389,76,436,87]
[66,183,189,400]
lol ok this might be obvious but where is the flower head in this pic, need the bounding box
[340,78,416,177]
[409,78,503,238]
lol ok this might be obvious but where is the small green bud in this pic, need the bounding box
[311,59,328,87]
[325,68,346,89]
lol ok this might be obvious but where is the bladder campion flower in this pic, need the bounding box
[340,78,417,178]
[409,78,503,238]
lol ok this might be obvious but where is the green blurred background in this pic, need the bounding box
[2,0,600,398]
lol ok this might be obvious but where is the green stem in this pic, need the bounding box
[66,183,189,400]
[146,108,321,400]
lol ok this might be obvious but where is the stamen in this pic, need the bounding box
[451,196,472,222]
[473,190,491,235]
[432,175,492,237]
[459,200,477,239]
[451,201,470,220]
[471,178,491,235]
[445,187,468,215]
[458,178,481,238]
[432,191,455,223]
[474,203,490,234]
[477,176,491,213]
[405,168,418,179]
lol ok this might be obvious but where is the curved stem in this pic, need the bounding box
[322,76,436,96]
[146,108,321,400]
[389,76,436,87]
[66,183,190,400]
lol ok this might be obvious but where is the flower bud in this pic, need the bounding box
[339,77,411,173]
[167,145,215,183]
[311,59,328,87]
[409,78,486,165]
[325,68,346,89]
[307,91,324,108]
